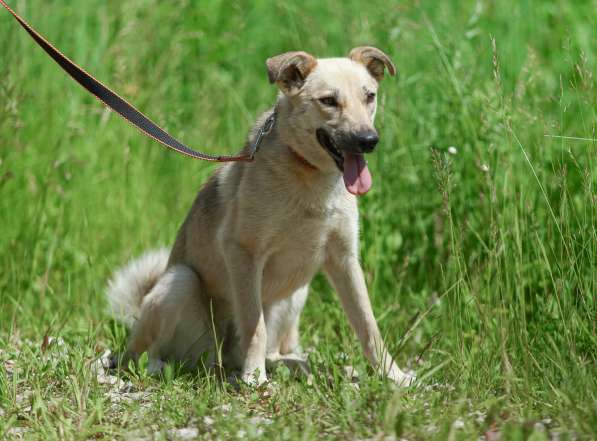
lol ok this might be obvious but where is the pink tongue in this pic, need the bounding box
[343,153,372,196]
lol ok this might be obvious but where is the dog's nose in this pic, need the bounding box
[355,131,379,153]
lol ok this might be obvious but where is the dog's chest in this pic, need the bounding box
[261,209,333,302]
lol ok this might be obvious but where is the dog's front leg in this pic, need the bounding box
[225,243,268,385]
[324,253,414,387]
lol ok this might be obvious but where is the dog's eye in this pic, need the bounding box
[319,96,338,107]
[366,92,376,104]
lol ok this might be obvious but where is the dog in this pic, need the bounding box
[106,46,415,386]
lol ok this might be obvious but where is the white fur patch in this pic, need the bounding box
[105,248,170,328]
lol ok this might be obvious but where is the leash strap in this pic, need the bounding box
[0,0,270,162]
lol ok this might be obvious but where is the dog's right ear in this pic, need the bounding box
[266,51,317,96]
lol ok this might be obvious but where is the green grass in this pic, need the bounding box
[1,0,596,439]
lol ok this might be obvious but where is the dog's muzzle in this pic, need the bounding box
[316,128,379,171]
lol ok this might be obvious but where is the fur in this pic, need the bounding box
[106,248,169,328]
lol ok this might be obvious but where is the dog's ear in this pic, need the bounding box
[349,46,396,82]
[266,51,317,96]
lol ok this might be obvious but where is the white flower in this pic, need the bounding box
[452,418,465,429]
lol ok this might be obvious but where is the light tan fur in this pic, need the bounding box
[106,47,414,386]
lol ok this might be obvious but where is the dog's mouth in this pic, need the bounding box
[316,128,372,196]
[316,129,344,170]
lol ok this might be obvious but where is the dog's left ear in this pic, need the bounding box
[349,46,396,82]
[266,51,317,96]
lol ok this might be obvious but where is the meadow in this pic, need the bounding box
[0,0,595,439]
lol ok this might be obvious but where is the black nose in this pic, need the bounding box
[355,131,379,153]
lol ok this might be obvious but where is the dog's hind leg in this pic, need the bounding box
[125,264,211,373]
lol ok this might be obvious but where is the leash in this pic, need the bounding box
[0,0,274,162]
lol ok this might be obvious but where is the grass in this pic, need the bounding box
[0,0,595,439]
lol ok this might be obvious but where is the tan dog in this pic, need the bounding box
[106,47,414,386]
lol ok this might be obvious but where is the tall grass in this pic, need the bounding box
[0,0,595,439]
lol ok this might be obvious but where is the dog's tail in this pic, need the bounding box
[105,248,170,328]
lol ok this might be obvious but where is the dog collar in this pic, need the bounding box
[288,147,318,170]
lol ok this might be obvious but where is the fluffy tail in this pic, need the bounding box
[105,248,170,328]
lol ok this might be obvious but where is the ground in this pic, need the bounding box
[0,0,595,439]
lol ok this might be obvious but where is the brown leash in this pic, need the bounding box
[0,0,273,162]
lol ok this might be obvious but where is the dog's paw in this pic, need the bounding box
[240,368,268,386]
[266,353,310,378]
[388,368,417,387]
[225,372,268,389]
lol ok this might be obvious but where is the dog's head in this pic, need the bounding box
[266,47,395,195]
